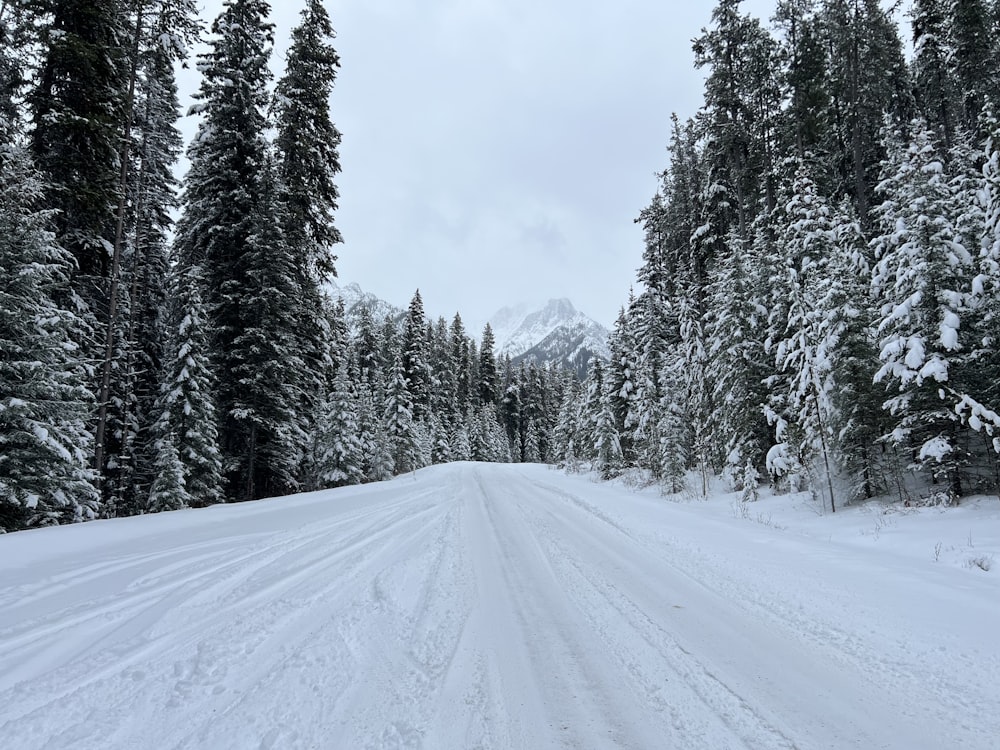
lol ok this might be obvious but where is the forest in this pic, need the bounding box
[0,0,577,532]
[559,0,1000,510]
[4,0,1000,533]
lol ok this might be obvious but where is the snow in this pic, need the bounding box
[918,435,953,462]
[1,462,998,749]
[940,310,961,350]
[488,299,611,360]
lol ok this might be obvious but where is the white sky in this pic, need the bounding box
[180,0,904,329]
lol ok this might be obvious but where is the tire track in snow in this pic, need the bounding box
[515,470,955,750]
[0,488,447,748]
[462,468,660,749]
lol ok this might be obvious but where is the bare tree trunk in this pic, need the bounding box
[93,0,145,494]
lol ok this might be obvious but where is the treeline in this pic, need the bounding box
[555,0,1000,507]
[308,294,573,491]
[0,0,570,533]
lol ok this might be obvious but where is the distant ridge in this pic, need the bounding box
[326,280,403,327]
[489,299,610,378]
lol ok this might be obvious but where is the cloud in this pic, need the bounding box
[182,0,782,327]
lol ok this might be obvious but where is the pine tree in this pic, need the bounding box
[401,290,431,418]
[607,303,637,463]
[30,0,128,285]
[500,374,522,462]
[113,0,201,514]
[871,121,974,495]
[957,103,1000,457]
[657,346,690,494]
[478,323,500,406]
[694,0,782,235]
[770,166,840,510]
[429,413,452,465]
[0,146,99,530]
[384,356,420,474]
[274,0,343,451]
[274,0,342,282]
[706,231,771,480]
[227,154,307,500]
[310,358,363,488]
[356,367,394,482]
[450,313,473,415]
[523,418,542,463]
[594,392,625,480]
[355,304,384,387]
[823,202,887,500]
[0,0,35,143]
[911,0,960,151]
[154,264,223,507]
[147,433,189,512]
[819,0,912,226]
[429,316,458,426]
[947,0,999,133]
[774,0,832,164]
[174,0,309,501]
[552,381,583,471]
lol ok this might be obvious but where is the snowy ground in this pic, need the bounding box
[1,463,998,750]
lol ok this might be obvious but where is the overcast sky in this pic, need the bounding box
[182,0,796,328]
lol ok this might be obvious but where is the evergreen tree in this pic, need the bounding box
[770,166,840,510]
[706,231,771,479]
[274,0,343,450]
[478,323,500,406]
[824,202,887,500]
[450,313,473,414]
[657,346,691,494]
[30,0,128,286]
[147,433,189,512]
[401,290,431,418]
[607,303,637,463]
[356,368,394,482]
[429,316,458,427]
[500,373,522,461]
[911,0,960,151]
[384,356,420,474]
[227,154,307,500]
[947,0,999,133]
[355,304,384,386]
[274,0,342,282]
[310,358,363,488]
[154,264,223,507]
[957,104,1000,455]
[871,121,974,495]
[523,418,542,463]
[678,285,714,493]
[552,380,583,470]
[174,0,309,501]
[694,0,782,235]
[0,0,35,143]
[114,0,201,514]
[429,413,452,465]
[819,0,912,226]
[774,0,832,164]
[0,146,99,530]
[593,389,625,480]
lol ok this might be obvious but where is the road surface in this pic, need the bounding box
[0,462,996,749]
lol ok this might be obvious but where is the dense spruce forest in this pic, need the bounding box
[6,0,1000,533]
[554,0,1000,509]
[0,0,573,532]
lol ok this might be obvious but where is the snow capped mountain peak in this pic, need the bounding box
[488,299,610,376]
[325,279,403,326]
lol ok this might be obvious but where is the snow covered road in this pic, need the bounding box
[1,463,997,749]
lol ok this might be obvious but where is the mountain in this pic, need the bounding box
[326,279,403,328]
[488,299,610,377]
